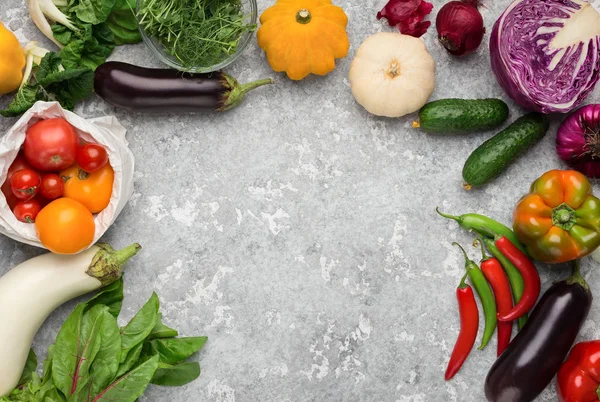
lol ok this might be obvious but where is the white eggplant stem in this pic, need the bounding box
[0,243,141,396]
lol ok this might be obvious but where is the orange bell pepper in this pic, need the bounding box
[60,163,114,214]
[513,170,600,263]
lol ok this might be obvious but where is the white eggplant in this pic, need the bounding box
[0,243,141,397]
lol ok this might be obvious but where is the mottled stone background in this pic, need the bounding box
[2,0,600,400]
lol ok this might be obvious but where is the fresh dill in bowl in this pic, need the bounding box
[137,0,256,69]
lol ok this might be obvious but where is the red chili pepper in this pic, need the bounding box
[557,341,600,402]
[445,272,479,380]
[478,239,513,356]
[494,235,540,322]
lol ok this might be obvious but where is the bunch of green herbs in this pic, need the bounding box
[0,279,207,401]
[137,0,256,68]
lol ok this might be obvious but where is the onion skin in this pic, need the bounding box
[436,1,485,57]
[557,104,600,178]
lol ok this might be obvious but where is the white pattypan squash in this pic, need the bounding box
[349,32,436,118]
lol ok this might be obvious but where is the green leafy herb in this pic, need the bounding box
[1,50,94,118]
[143,337,208,365]
[137,0,256,68]
[115,342,143,378]
[86,278,124,318]
[6,283,206,401]
[1,85,42,118]
[92,355,159,402]
[71,0,116,24]
[119,293,159,362]
[17,350,37,387]
[151,362,201,386]
[149,313,178,340]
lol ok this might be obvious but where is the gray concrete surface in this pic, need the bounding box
[2,0,600,400]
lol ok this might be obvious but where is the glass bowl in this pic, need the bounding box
[137,0,258,73]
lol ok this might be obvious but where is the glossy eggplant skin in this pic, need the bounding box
[94,62,225,112]
[485,280,592,402]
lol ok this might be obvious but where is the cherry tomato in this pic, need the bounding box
[13,199,42,223]
[40,174,64,200]
[24,118,79,171]
[1,152,35,209]
[36,198,95,254]
[10,169,41,200]
[76,144,109,173]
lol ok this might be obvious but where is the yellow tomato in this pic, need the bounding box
[36,198,95,254]
[61,163,114,214]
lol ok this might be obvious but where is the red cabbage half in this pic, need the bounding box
[490,0,600,114]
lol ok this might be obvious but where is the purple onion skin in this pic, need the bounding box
[557,104,600,177]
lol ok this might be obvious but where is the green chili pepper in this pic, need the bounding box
[483,238,528,329]
[437,207,527,255]
[453,242,497,350]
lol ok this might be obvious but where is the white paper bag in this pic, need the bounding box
[0,101,135,250]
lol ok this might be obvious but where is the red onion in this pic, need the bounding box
[557,104,600,178]
[436,0,485,56]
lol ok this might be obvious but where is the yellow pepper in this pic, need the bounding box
[0,22,25,95]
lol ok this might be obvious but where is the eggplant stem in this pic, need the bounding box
[87,243,142,286]
[566,259,590,294]
[220,76,274,111]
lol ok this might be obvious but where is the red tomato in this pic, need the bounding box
[10,169,41,200]
[40,174,64,200]
[77,144,109,173]
[1,152,34,209]
[24,118,79,171]
[13,199,42,223]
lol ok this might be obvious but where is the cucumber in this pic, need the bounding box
[462,113,549,189]
[414,99,509,134]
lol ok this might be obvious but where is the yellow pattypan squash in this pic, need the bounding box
[257,0,349,81]
[0,21,25,95]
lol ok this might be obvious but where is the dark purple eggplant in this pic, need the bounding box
[93,62,274,112]
[485,260,592,402]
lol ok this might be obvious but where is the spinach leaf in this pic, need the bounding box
[17,349,38,387]
[0,85,42,117]
[119,293,159,363]
[93,355,159,402]
[151,362,200,387]
[86,278,124,318]
[71,0,116,24]
[51,304,86,397]
[115,342,143,378]
[52,304,106,397]
[143,337,207,365]
[86,307,121,397]
[149,313,178,340]
[42,344,55,384]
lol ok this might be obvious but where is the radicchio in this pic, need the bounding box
[490,0,600,114]
[377,0,434,38]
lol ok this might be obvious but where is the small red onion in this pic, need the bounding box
[557,104,600,178]
[436,0,485,56]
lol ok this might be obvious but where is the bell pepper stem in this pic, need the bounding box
[597,384,600,400]
[566,259,590,294]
